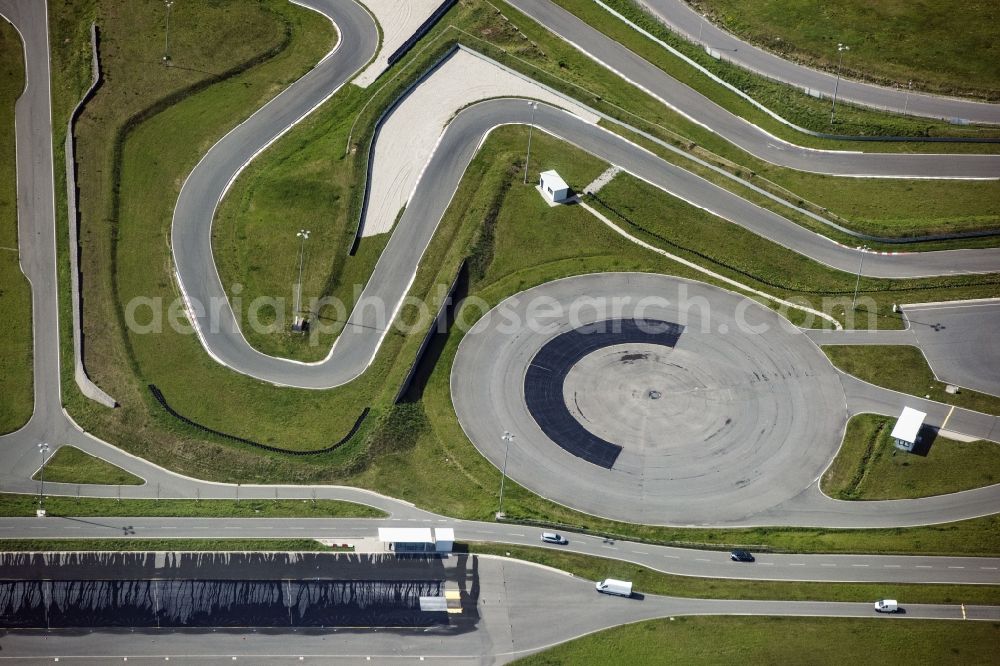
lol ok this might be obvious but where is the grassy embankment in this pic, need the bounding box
[32,446,143,485]
[0,18,32,433]
[513,616,999,665]
[48,1,1000,553]
[687,0,1000,101]
[0,493,386,518]
[824,345,1000,415]
[822,414,1000,500]
[471,545,999,604]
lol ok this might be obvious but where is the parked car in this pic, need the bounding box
[875,599,899,613]
[730,549,755,562]
[541,532,568,545]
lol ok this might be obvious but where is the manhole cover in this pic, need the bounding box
[648,390,662,400]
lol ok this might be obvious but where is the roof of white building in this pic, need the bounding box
[378,527,434,543]
[540,170,568,190]
[890,406,926,443]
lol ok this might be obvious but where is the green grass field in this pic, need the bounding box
[0,19,32,434]
[514,616,999,665]
[0,493,386,519]
[687,0,1000,100]
[822,414,1000,500]
[824,345,1000,414]
[32,446,143,485]
[472,545,999,604]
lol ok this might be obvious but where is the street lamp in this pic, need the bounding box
[829,43,849,124]
[523,101,538,185]
[163,1,174,63]
[851,244,869,311]
[497,431,515,518]
[903,80,913,115]
[292,229,310,331]
[37,443,50,516]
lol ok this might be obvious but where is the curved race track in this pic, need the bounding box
[451,273,848,525]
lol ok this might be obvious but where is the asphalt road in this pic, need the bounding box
[0,555,993,663]
[175,99,1000,389]
[636,0,1000,124]
[504,0,1000,176]
[903,299,1000,396]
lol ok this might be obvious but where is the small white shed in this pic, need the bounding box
[890,406,926,452]
[539,170,570,203]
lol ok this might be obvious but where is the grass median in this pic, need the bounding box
[33,446,143,486]
[514,616,999,665]
[822,414,1000,500]
[0,18,32,434]
[0,493,386,519]
[824,345,1000,415]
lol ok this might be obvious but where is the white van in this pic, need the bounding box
[595,579,633,597]
[874,599,899,613]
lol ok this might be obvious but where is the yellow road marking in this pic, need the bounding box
[941,405,956,431]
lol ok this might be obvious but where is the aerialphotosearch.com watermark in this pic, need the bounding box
[123,282,883,345]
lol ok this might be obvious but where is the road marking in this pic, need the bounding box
[664,555,678,559]
[962,604,967,620]
[789,563,805,566]
[851,564,869,568]
[632,551,648,555]
[695,558,711,562]
[941,405,956,430]
[192,526,209,530]
[820,564,836,567]
[884,565,901,568]
[915,565,932,569]
[511,533,526,537]
[758,562,773,566]
[948,566,965,569]
[980,567,998,570]
[160,526,177,530]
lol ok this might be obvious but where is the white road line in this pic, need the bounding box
[915,565,932,569]
[851,564,869,568]
[695,558,711,562]
[948,566,966,569]
[789,563,805,566]
[884,565,901,568]
[820,564,836,567]
[632,551,648,555]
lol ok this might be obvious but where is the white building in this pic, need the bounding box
[378,527,455,553]
[890,406,926,452]
[538,170,570,203]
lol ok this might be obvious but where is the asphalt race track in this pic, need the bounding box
[453,273,851,524]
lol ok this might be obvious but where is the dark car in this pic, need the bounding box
[730,549,755,562]
[541,532,568,545]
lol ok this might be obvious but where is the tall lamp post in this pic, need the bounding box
[903,79,913,115]
[292,229,310,331]
[163,1,174,63]
[523,101,538,185]
[497,431,515,518]
[829,43,849,124]
[37,443,50,517]
[851,244,869,311]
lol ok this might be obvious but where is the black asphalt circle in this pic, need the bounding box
[451,273,849,524]
[524,318,684,468]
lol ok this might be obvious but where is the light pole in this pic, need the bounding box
[903,79,913,115]
[523,101,538,185]
[497,431,514,518]
[163,1,174,63]
[292,229,309,331]
[851,244,869,311]
[37,443,50,516]
[829,43,849,124]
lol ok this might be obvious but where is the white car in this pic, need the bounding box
[541,532,568,545]
[874,599,899,613]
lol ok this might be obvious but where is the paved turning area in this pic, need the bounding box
[452,273,847,525]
